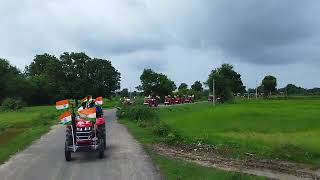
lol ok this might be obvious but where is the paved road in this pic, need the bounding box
[0,109,162,180]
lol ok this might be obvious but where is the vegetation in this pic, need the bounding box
[138,69,176,97]
[0,98,26,111]
[261,75,277,96]
[0,53,121,106]
[191,81,203,92]
[0,106,57,163]
[156,98,320,165]
[206,64,245,102]
[121,117,263,179]
[152,154,264,180]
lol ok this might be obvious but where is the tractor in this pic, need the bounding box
[64,99,106,161]
[143,96,159,107]
[164,95,175,105]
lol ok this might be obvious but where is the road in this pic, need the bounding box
[0,109,162,180]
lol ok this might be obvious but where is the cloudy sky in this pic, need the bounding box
[1,0,319,89]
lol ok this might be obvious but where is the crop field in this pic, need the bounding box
[0,106,57,163]
[157,98,320,165]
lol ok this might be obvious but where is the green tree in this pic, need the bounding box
[206,64,245,102]
[139,69,176,97]
[191,81,203,92]
[120,88,129,97]
[178,83,188,90]
[261,75,277,96]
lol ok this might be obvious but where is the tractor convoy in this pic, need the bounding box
[143,95,195,106]
[56,96,106,161]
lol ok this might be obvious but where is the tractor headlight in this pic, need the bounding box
[85,127,91,131]
[77,128,81,131]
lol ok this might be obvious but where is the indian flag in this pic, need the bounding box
[56,99,69,110]
[95,96,103,105]
[81,97,88,103]
[78,108,96,120]
[59,111,72,125]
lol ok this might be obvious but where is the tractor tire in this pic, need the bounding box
[98,139,105,159]
[65,141,71,161]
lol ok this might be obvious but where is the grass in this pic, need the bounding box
[157,98,320,165]
[101,97,121,108]
[121,119,263,180]
[0,106,58,163]
[152,154,264,180]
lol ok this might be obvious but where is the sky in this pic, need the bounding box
[1,0,319,90]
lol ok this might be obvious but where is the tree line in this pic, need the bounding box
[0,52,121,105]
[137,64,320,102]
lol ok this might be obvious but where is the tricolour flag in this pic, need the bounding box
[59,111,72,125]
[81,97,88,103]
[56,99,69,110]
[95,96,103,105]
[78,108,96,120]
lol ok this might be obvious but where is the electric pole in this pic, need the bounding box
[212,78,215,106]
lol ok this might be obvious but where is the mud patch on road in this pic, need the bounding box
[151,143,320,180]
[0,128,25,145]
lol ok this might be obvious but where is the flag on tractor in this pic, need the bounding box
[59,111,72,125]
[56,99,69,110]
[81,97,88,103]
[95,96,103,105]
[78,107,96,120]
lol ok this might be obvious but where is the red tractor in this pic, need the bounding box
[65,112,106,161]
[174,95,184,104]
[143,96,159,107]
[185,95,194,103]
[164,95,175,105]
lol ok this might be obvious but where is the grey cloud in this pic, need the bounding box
[0,0,319,89]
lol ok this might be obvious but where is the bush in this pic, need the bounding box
[117,105,159,123]
[0,98,26,111]
[153,121,171,137]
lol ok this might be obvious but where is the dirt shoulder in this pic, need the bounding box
[152,143,320,180]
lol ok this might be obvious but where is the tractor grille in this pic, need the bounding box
[76,127,92,140]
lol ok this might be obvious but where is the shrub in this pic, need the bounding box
[117,105,159,123]
[0,98,26,111]
[153,121,171,137]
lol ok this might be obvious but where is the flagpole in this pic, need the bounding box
[70,125,76,152]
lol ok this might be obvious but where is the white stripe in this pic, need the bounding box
[56,104,69,110]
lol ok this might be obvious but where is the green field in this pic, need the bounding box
[122,119,263,179]
[0,106,58,163]
[157,98,320,165]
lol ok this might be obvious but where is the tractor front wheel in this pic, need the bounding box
[98,139,105,159]
[65,141,71,161]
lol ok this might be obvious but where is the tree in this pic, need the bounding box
[206,64,245,102]
[139,69,176,98]
[284,84,305,95]
[120,88,129,97]
[261,75,277,96]
[191,81,203,92]
[25,52,121,103]
[178,83,188,90]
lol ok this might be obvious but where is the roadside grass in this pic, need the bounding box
[0,106,58,163]
[102,97,121,108]
[152,154,264,180]
[157,98,320,165]
[121,119,263,179]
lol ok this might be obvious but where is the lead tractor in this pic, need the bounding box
[56,97,106,161]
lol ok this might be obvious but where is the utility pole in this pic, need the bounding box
[255,80,258,99]
[212,78,215,106]
[247,88,250,100]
